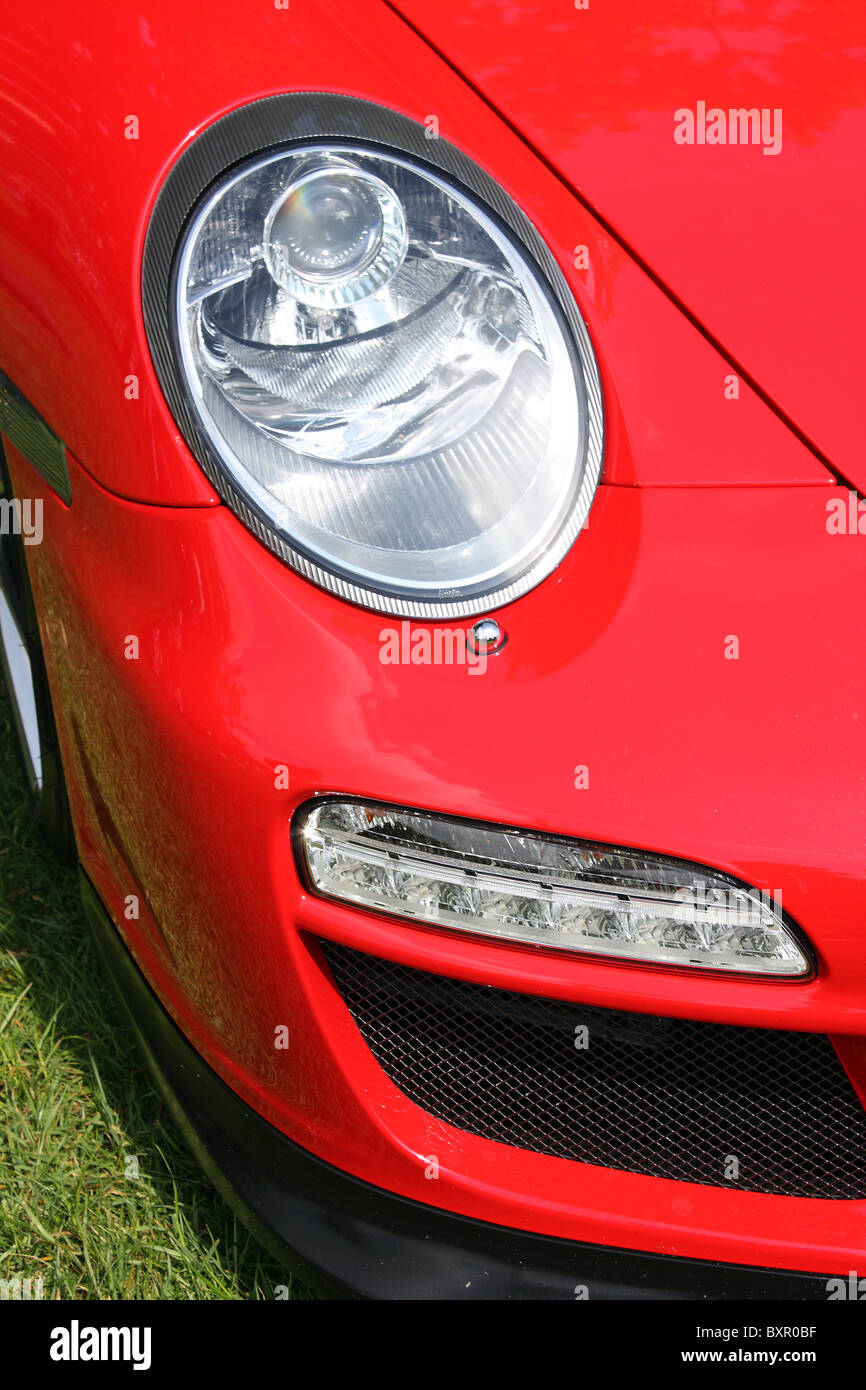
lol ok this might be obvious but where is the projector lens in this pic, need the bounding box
[263,161,408,305]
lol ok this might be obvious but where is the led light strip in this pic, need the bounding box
[297,799,813,977]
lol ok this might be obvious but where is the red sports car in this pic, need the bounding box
[1,1,864,1299]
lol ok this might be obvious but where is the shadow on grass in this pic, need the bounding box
[0,687,311,1299]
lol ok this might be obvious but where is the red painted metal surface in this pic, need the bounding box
[390,0,866,491]
[8,437,866,1274]
[0,0,833,501]
[1,0,864,1278]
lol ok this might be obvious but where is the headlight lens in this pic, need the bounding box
[172,140,601,614]
[298,800,813,978]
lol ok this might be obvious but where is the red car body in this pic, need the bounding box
[1,0,864,1296]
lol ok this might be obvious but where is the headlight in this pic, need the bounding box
[143,95,603,616]
[297,800,814,978]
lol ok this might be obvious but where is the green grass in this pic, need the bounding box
[0,687,308,1299]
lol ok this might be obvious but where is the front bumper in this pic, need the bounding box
[82,871,831,1299]
[15,441,866,1283]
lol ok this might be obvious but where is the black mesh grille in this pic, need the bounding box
[320,940,866,1199]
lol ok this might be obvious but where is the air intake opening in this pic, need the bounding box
[320,939,866,1200]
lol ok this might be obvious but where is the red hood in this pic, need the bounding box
[392,0,866,491]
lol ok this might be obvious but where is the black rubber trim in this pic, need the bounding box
[80,869,833,1300]
[140,92,604,620]
[0,370,71,503]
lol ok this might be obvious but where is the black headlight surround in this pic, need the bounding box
[142,93,604,618]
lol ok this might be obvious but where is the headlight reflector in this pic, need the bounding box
[297,800,812,978]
